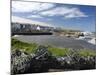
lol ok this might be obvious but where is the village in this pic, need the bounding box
[11,22,95,45]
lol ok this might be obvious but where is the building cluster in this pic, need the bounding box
[11,22,54,33]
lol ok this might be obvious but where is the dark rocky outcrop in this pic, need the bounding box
[11,46,96,75]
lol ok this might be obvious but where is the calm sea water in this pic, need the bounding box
[13,35,96,50]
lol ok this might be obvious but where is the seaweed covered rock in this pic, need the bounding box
[11,49,32,74]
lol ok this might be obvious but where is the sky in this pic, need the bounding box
[12,1,96,32]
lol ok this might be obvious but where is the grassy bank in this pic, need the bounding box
[11,38,38,53]
[48,46,70,57]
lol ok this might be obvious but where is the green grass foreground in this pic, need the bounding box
[11,38,96,57]
[11,38,38,53]
[48,46,70,57]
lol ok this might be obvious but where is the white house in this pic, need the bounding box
[36,26,41,30]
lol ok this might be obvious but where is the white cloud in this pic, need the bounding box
[12,1,87,19]
[28,15,43,18]
[65,8,88,18]
[12,1,55,12]
[40,7,71,16]
[40,7,87,18]
[12,16,51,26]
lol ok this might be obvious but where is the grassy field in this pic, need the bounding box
[11,38,96,57]
[11,38,38,54]
[78,49,96,57]
[48,46,70,57]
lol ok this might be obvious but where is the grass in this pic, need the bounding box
[11,38,96,57]
[78,49,96,57]
[11,38,38,54]
[48,47,66,57]
[48,46,70,57]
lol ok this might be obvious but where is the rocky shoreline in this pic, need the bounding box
[11,46,96,75]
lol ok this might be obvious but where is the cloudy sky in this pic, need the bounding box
[12,1,96,32]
